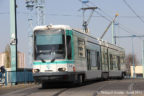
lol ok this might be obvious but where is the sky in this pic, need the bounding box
[0,0,144,67]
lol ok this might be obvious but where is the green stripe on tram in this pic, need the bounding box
[33,60,74,65]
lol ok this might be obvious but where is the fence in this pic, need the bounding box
[0,70,34,86]
[7,71,34,83]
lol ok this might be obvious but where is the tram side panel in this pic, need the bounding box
[73,30,102,80]
[73,32,87,72]
[85,41,102,80]
[108,48,122,77]
[101,46,109,72]
[107,44,126,78]
[120,51,126,74]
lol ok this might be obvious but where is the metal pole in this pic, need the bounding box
[82,3,85,33]
[114,23,119,45]
[10,0,17,85]
[35,0,45,25]
[132,37,135,78]
[112,21,114,44]
[25,0,34,84]
[142,40,144,78]
[5,71,7,86]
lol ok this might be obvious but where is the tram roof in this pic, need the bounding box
[33,24,124,52]
[33,25,72,31]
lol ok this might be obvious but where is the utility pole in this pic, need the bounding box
[142,40,144,78]
[112,21,114,44]
[10,0,17,85]
[25,0,34,84]
[113,23,119,45]
[115,35,144,78]
[25,0,45,75]
[112,22,119,44]
[35,0,45,25]
[131,37,135,78]
[25,1,34,66]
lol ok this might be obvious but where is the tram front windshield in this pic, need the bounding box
[34,29,65,60]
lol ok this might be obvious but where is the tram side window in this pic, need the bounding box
[110,54,113,70]
[120,57,124,64]
[91,51,96,67]
[87,50,91,70]
[97,52,100,70]
[117,56,120,70]
[67,36,72,59]
[78,39,85,57]
[113,56,117,69]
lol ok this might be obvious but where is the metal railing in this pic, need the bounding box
[7,71,34,83]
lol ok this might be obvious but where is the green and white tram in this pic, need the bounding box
[32,25,126,87]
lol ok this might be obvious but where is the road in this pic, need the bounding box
[1,79,144,96]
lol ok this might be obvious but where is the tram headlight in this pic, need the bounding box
[58,67,66,72]
[32,69,40,73]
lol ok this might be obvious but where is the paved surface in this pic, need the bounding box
[0,83,36,95]
[1,79,144,96]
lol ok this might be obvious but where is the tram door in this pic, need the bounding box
[87,50,91,70]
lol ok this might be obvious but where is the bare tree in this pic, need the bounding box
[125,54,139,75]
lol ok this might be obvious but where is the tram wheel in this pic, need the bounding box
[77,75,84,86]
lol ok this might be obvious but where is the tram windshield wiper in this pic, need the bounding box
[51,58,55,63]
[40,58,46,63]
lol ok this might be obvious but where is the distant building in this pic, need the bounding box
[0,52,25,68]
[0,52,6,67]
[17,52,25,68]
[131,66,144,78]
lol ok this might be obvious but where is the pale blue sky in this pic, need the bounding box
[0,0,144,67]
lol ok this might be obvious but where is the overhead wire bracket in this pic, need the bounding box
[81,7,98,33]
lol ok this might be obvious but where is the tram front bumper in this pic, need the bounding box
[33,72,77,82]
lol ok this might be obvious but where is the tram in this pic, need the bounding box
[32,25,126,87]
